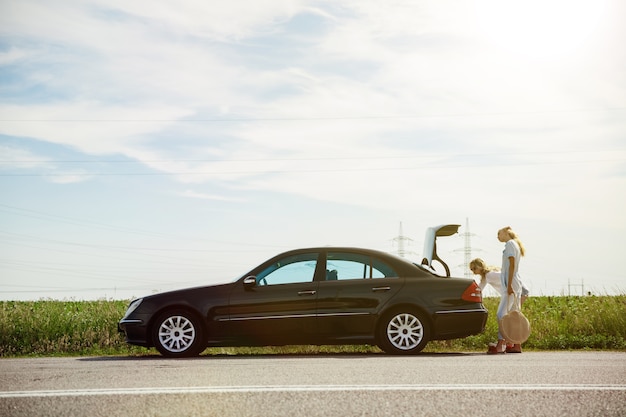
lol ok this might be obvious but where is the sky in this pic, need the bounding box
[1,0,625,301]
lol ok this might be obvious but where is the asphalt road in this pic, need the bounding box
[1,351,625,416]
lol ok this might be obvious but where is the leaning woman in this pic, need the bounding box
[469,258,500,296]
[491,226,526,354]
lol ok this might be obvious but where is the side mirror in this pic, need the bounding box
[243,276,257,288]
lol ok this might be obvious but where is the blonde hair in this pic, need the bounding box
[499,226,526,257]
[469,258,499,276]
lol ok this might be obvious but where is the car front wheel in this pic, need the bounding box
[377,309,430,354]
[152,310,206,357]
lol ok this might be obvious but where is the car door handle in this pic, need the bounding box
[298,290,317,296]
[372,286,391,292]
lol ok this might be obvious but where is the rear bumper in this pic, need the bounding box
[432,308,488,339]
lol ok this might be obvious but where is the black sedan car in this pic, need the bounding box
[119,232,487,357]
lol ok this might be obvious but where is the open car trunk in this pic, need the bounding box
[420,224,460,277]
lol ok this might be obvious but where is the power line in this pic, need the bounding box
[0,230,268,253]
[0,203,288,249]
[1,106,624,122]
[2,148,624,164]
[1,157,623,177]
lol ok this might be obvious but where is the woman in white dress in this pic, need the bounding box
[497,226,526,353]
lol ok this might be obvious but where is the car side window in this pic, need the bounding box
[255,253,318,286]
[326,252,398,280]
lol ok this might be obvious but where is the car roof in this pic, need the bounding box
[278,246,409,259]
[263,246,424,274]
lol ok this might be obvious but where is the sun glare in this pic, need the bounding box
[475,0,606,60]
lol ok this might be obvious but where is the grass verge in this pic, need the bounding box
[1,296,624,357]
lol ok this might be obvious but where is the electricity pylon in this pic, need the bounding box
[392,221,414,258]
[455,218,476,279]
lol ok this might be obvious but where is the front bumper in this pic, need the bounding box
[118,318,151,347]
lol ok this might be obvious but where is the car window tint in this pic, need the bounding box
[327,252,398,280]
[256,253,318,285]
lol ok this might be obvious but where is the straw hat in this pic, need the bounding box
[499,309,531,344]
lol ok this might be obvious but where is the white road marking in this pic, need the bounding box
[1,384,625,398]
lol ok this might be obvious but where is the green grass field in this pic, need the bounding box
[1,296,624,357]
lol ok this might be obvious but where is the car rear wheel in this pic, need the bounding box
[152,310,206,357]
[377,309,430,354]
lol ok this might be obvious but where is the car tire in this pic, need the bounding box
[377,309,430,354]
[152,309,206,357]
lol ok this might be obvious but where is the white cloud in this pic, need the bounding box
[179,189,244,202]
[0,47,30,65]
[0,103,194,154]
[0,145,50,169]
[0,144,92,183]
[1,0,625,299]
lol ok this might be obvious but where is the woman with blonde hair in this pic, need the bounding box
[489,226,526,354]
[469,258,501,295]
[470,256,528,353]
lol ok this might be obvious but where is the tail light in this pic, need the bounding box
[461,281,482,303]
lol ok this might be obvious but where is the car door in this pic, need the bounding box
[226,251,322,345]
[316,251,404,340]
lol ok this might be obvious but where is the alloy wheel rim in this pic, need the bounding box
[158,315,196,353]
[387,313,423,350]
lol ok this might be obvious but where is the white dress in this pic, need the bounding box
[479,270,505,296]
[497,240,523,340]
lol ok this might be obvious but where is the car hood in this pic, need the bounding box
[140,282,233,302]
[420,224,460,277]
